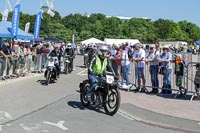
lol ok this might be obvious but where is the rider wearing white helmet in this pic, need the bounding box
[87,45,113,100]
[64,43,75,70]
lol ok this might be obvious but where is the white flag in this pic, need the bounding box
[2,9,9,21]
[46,0,54,10]
[7,0,13,12]
[47,9,55,17]
[25,22,30,33]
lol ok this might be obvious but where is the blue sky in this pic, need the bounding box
[0,0,199,26]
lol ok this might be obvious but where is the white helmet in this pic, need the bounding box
[67,43,72,46]
[97,45,108,57]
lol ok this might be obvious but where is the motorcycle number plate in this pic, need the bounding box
[48,61,54,67]
[106,75,114,84]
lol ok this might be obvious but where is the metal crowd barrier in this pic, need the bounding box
[110,53,199,101]
[0,57,9,80]
[185,61,200,101]
[0,55,35,81]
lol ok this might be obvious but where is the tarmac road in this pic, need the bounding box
[0,55,195,133]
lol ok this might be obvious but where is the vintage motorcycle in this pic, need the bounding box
[44,57,58,85]
[79,71,120,116]
[64,55,72,75]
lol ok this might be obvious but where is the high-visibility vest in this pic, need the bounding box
[93,55,108,74]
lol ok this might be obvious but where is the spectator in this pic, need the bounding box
[121,45,131,89]
[146,44,160,94]
[0,40,12,77]
[115,46,122,80]
[194,63,200,99]
[24,44,32,74]
[12,42,20,75]
[157,45,173,94]
[18,44,26,76]
[174,54,184,97]
[110,46,117,75]
[34,42,43,73]
[133,43,146,91]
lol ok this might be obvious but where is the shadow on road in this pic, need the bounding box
[36,79,57,86]
[76,65,86,69]
[67,101,104,114]
[156,93,191,101]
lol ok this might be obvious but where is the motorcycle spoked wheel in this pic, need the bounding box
[46,71,51,85]
[80,83,90,107]
[104,87,121,116]
[65,63,68,75]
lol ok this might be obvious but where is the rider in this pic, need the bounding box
[87,45,113,100]
[47,44,62,78]
[64,43,75,71]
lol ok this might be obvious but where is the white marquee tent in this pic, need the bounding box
[104,38,140,46]
[80,38,104,45]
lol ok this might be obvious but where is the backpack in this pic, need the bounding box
[127,48,133,59]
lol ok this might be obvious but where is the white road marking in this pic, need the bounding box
[0,125,4,132]
[118,109,136,121]
[19,124,33,133]
[0,111,12,121]
[42,129,49,132]
[198,122,200,125]
[77,69,87,76]
[6,124,11,126]
[43,121,68,130]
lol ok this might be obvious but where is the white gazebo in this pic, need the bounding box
[104,38,140,46]
[80,38,104,45]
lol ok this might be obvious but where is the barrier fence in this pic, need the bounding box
[110,53,200,101]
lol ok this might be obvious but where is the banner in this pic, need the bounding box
[11,4,20,38]
[34,12,42,40]
[25,22,30,33]
[47,9,55,17]
[2,9,9,21]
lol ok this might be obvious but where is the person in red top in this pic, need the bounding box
[115,46,122,80]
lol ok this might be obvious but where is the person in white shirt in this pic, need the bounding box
[146,44,160,94]
[132,43,146,91]
[120,45,131,89]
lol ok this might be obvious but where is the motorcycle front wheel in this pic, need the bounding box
[80,82,90,107]
[104,87,121,116]
[46,71,51,85]
[64,63,68,75]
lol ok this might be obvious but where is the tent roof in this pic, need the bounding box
[81,38,104,44]
[104,38,140,46]
[0,21,34,40]
[0,21,12,38]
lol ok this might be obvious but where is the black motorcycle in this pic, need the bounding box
[79,71,120,116]
[45,57,57,85]
[64,55,72,75]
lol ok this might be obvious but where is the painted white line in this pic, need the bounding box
[19,124,33,133]
[118,109,136,121]
[0,111,12,121]
[43,121,68,131]
[0,125,4,132]
[198,122,200,125]
[42,130,49,133]
[77,69,87,76]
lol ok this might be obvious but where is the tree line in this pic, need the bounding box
[1,11,200,44]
